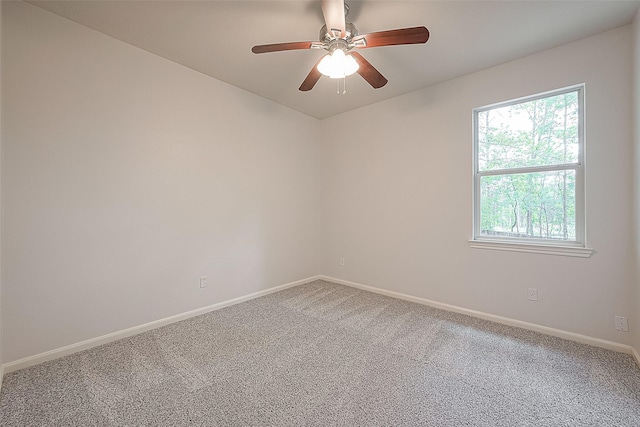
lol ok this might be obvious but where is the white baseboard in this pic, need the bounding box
[319,275,637,358]
[2,275,322,374]
[632,347,640,368]
[3,273,638,378]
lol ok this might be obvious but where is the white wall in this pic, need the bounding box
[0,0,3,371]
[320,26,634,344]
[1,1,320,363]
[633,9,640,353]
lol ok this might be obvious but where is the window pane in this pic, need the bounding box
[478,91,579,171]
[480,170,576,240]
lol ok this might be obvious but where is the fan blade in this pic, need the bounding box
[299,57,325,91]
[351,52,388,89]
[252,41,314,54]
[354,26,429,49]
[322,0,346,37]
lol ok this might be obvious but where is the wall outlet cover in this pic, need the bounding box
[615,316,629,332]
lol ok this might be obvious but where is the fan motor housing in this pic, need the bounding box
[319,22,358,42]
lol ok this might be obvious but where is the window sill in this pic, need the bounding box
[468,239,594,258]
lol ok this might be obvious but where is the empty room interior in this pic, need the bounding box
[2,0,640,425]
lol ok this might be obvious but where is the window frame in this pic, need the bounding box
[470,84,593,257]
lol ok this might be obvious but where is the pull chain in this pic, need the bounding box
[336,78,348,95]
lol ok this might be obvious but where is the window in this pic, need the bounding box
[471,85,592,257]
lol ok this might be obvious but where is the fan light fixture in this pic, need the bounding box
[317,49,359,79]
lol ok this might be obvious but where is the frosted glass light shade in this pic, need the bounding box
[317,49,359,79]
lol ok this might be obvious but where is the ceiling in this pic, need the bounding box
[28,0,640,119]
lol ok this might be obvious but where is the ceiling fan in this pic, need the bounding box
[251,0,430,91]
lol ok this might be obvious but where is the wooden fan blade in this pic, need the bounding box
[299,57,325,91]
[351,52,388,89]
[355,26,429,49]
[252,41,314,54]
[322,0,346,37]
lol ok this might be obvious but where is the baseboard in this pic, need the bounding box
[319,275,636,358]
[3,274,637,376]
[632,347,640,368]
[2,275,322,374]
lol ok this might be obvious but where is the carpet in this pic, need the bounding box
[1,279,639,426]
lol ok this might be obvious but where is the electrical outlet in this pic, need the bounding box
[199,276,208,289]
[340,257,345,266]
[615,316,629,332]
[527,288,538,301]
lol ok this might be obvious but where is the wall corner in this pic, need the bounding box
[631,6,640,356]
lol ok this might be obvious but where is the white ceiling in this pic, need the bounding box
[28,0,640,119]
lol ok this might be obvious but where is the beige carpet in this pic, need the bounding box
[1,279,639,426]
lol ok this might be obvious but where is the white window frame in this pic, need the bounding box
[469,84,593,257]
